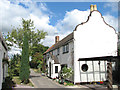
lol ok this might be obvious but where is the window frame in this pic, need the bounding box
[81,64,88,72]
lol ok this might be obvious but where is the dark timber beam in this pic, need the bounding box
[78,56,120,61]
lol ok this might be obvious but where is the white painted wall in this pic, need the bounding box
[3,63,8,80]
[0,40,8,90]
[51,64,61,78]
[0,36,8,90]
[79,61,107,82]
[0,47,2,90]
[74,11,118,84]
[47,57,61,78]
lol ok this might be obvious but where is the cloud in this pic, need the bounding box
[0,0,29,33]
[0,0,57,56]
[55,8,118,38]
[26,0,119,2]
[56,9,90,34]
[104,2,118,12]
[103,14,118,32]
[0,0,118,57]
[0,0,55,34]
[8,43,22,58]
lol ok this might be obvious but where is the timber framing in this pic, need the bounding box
[78,56,120,61]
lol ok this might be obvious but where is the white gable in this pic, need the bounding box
[74,11,118,58]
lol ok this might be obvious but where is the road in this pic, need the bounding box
[29,69,65,88]
[29,69,97,90]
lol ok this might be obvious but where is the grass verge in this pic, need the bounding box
[32,68,39,73]
[12,76,34,87]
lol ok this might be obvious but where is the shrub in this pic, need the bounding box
[66,82,74,86]
[61,67,73,80]
[2,76,16,90]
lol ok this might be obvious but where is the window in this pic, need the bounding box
[63,44,69,54]
[57,48,59,55]
[81,64,88,72]
[55,66,58,73]
[66,44,69,52]
[4,53,5,58]
[63,46,65,53]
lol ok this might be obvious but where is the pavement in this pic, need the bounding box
[85,84,107,90]
[14,84,34,88]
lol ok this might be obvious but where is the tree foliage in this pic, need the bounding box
[8,54,21,77]
[6,18,48,81]
[5,18,47,54]
[31,44,49,56]
[19,19,30,83]
[30,44,48,69]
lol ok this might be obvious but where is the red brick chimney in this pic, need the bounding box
[55,36,59,43]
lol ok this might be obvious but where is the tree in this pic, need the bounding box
[31,44,49,56]
[5,18,47,55]
[8,54,21,78]
[19,20,30,83]
[30,44,48,69]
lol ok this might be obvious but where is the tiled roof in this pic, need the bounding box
[43,32,73,54]
[51,55,59,64]
[43,44,55,54]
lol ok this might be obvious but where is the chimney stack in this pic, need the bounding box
[55,36,59,43]
[90,4,97,12]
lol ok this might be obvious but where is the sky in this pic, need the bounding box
[0,0,119,57]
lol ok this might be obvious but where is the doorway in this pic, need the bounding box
[49,62,51,77]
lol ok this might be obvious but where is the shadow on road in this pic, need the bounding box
[29,75,41,78]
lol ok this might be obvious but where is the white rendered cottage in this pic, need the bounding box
[43,5,118,84]
[0,32,8,90]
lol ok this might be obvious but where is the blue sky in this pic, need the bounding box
[45,2,118,25]
[18,2,118,26]
[0,0,119,56]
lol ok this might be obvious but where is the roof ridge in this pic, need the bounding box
[43,32,73,54]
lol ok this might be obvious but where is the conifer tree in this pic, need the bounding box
[19,19,30,83]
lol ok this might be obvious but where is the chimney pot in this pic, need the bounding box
[93,5,97,10]
[55,36,59,43]
[90,4,94,12]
